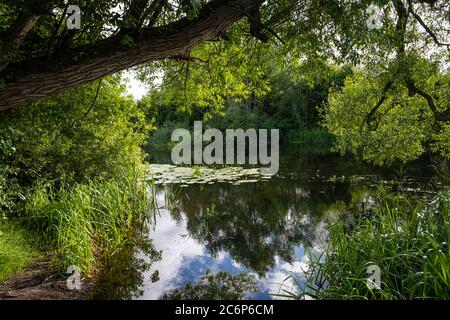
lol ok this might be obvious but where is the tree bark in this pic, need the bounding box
[0,0,55,73]
[0,0,264,111]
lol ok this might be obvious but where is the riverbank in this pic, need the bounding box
[1,166,449,300]
[297,191,450,299]
[0,168,153,298]
[0,259,85,300]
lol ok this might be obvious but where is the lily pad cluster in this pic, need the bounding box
[147,164,274,186]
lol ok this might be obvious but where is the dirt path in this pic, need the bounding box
[0,261,87,300]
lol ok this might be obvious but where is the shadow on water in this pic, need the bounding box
[86,234,161,300]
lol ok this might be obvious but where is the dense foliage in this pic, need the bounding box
[325,61,449,165]
[0,76,149,215]
[0,0,448,300]
[0,76,153,279]
[141,55,350,156]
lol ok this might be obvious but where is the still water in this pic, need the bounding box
[90,149,442,300]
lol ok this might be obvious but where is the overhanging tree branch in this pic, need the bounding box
[363,80,394,131]
[0,0,55,72]
[406,82,448,122]
[0,0,265,111]
[407,0,450,47]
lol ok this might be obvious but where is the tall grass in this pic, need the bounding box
[22,167,153,274]
[298,191,450,300]
[0,222,34,282]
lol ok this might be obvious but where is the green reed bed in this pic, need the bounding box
[298,192,450,300]
[21,168,153,274]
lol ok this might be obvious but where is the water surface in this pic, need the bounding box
[90,149,443,299]
[136,151,440,299]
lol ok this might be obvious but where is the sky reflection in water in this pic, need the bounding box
[136,152,439,300]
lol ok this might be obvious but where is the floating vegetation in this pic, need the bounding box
[147,164,273,185]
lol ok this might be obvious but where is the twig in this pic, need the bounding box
[84,78,103,117]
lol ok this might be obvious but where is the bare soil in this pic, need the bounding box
[0,260,87,300]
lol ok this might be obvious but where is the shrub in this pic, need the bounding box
[0,76,149,187]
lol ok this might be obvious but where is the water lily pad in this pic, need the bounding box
[146,164,275,186]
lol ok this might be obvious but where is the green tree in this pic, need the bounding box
[0,76,150,215]
[0,0,297,109]
[325,64,449,165]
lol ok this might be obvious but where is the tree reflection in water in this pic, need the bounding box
[90,152,437,299]
[87,234,161,300]
[163,171,367,278]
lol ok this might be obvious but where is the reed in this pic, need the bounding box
[283,191,450,300]
[22,166,153,274]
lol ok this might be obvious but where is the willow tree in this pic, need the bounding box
[0,0,296,110]
[129,0,449,165]
[0,1,448,141]
[308,0,449,164]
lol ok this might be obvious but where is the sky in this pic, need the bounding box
[122,69,164,101]
[123,70,149,101]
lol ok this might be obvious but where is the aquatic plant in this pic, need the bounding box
[147,164,273,186]
[288,191,450,299]
[22,167,154,274]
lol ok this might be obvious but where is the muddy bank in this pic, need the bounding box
[0,261,88,300]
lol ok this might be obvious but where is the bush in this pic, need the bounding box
[286,128,335,154]
[0,76,149,188]
[0,126,25,216]
[0,77,154,276]
[206,106,277,131]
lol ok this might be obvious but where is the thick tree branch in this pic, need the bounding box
[392,0,409,55]
[0,0,265,111]
[406,83,448,122]
[247,8,270,43]
[0,15,39,72]
[363,80,394,131]
[407,0,450,47]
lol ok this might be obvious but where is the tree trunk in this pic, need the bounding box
[0,0,264,111]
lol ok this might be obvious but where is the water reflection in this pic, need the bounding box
[91,151,443,300]
[87,234,161,300]
[138,156,384,299]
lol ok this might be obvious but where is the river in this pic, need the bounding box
[88,148,444,300]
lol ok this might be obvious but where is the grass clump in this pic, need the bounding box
[299,192,450,300]
[0,222,34,282]
[21,167,152,275]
